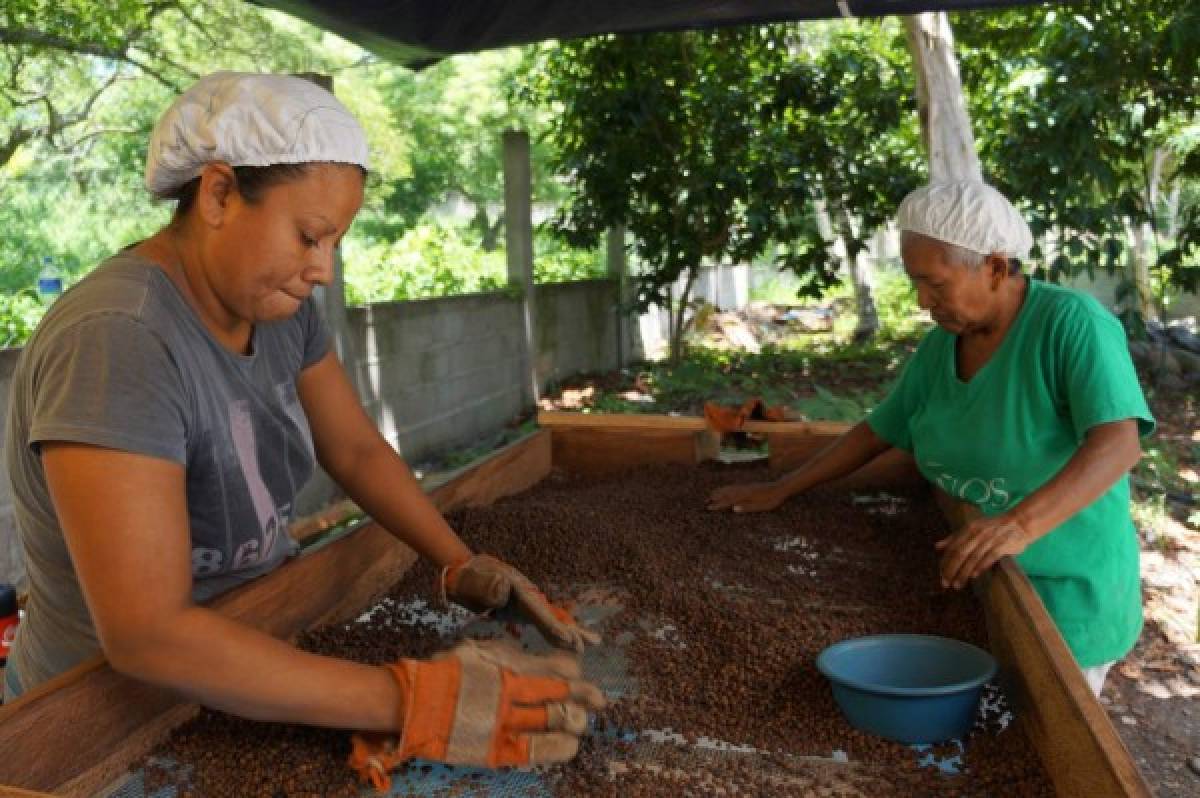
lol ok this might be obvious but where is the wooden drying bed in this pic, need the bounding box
[0,413,1151,797]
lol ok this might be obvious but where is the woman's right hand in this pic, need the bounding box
[348,639,604,790]
[706,481,788,513]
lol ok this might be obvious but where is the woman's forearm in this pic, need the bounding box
[1010,419,1142,541]
[774,421,892,498]
[107,606,401,731]
[328,439,472,568]
[299,353,472,568]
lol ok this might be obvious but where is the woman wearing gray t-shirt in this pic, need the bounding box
[3,72,602,785]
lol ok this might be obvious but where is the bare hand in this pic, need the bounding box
[935,513,1033,589]
[706,482,786,513]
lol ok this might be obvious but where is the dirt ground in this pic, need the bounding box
[1109,372,1200,798]
[1104,620,1200,797]
[541,339,1200,797]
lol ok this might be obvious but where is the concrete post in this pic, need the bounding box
[903,14,983,183]
[295,73,353,364]
[606,225,629,370]
[503,130,539,405]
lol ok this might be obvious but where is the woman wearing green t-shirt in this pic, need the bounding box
[708,181,1153,696]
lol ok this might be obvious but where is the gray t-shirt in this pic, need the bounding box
[3,252,329,696]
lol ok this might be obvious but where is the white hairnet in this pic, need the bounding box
[145,72,370,197]
[896,180,1033,259]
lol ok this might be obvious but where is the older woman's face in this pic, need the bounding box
[204,163,364,325]
[901,232,1004,336]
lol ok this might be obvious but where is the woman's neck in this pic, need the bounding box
[971,274,1028,343]
[133,228,254,355]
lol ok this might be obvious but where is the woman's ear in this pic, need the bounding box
[986,252,1010,287]
[194,162,238,228]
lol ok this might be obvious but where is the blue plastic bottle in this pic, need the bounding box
[36,255,64,301]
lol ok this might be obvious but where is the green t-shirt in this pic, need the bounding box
[868,279,1154,667]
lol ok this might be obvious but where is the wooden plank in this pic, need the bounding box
[936,492,1151,797]
[0,432,551,795]
[289,498,360,544]
[983,560,1151,797]
[542,411,853,476]
[0,786,56,798]
[57,704,200,798]
[537,410,844,437]
[549,427,714,476]
[744,418,848,436]
[540,413,872,479]
[0,521,412,795]
[538,411,708,431]
[289,431,550,548]
[546,419,918,487]
[427,430,552,514]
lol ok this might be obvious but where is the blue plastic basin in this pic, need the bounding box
[816,634,997,744]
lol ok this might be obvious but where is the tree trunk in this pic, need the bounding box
[903,13,982,183]
[1165,182,1181,241]
[474,204,505,252]
[1129,223,1157,323]
[1120,147,1167,325]
[834,210,879,344]
[669,267,698,364]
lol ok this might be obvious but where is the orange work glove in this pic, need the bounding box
[348,639,605,791]
[440,554,601,652]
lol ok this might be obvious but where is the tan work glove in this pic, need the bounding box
[348,639,605,791]
[440,554,601,652]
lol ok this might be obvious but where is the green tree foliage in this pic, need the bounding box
[772,21,924,340]
[1,1,599,334]
[954,1,1200,329]
[368,48,563,250]
[524,27,803,361]
[0,0,352,291]
[775,22,923,256]
[523,22,922,358]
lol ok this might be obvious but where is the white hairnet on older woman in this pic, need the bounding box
[896,180,1034,259]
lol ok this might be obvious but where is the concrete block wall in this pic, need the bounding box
[344,291,527,463]
[534,279,627,389]
[294,278,638,514]
[337,279,635,467]
[1061,270,1200,322]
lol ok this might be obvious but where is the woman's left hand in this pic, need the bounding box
[935,513,1035,590]
[442,554,601,652]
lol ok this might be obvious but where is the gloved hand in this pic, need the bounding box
[440,554,601,652]
[348,639,606,791]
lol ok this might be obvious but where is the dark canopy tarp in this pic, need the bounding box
[252,1,1048,65]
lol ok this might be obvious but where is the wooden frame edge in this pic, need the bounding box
[936,490,1150,797]
[537,409,845,436]
[983,560,1152,797]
